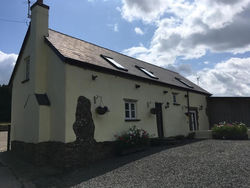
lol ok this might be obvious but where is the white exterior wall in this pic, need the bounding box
[11,37,40,143]
[189,92,210,130]
[11,4,51,143]
[11,3,210,144]
[65,64,209,142]
[162,90,190,137]
[46,48,66,142]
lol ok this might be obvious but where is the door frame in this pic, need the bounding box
[189,107,199,131]
[155,102,164,138]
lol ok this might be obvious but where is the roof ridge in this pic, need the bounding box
[48,28,179,75]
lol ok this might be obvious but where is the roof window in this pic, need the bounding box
[135,65,158,79]
[175,77,193,88]
[101,55,127,71]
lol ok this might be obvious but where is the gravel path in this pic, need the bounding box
[75,140,250,188]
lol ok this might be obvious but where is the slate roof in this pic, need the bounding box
[45,29,210,95]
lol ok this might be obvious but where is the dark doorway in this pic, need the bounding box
[155,103,164,138]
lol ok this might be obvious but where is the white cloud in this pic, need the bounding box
[116,6,121,12]
[121,0,250,66]
[187,57,250,96]
[0,51,17,85]
[114,23,119,32]
[121,0,168,23]
[107,23,119,32]
[134,27,144,35]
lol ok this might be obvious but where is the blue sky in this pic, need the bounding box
[1,0,250,96]
[0,0,154,54]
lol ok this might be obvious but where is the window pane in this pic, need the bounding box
[131,103,135,110]
[102,55,128,71]
[131,111,135,118]
[124,100,137,119]
[135,65,158,79]
[125,103,129,110]
[173,95,177,103]
[106,57,126,70]
[125,110,130,118]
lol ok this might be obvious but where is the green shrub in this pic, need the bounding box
[212,122,248,140]
[115,126,150,152]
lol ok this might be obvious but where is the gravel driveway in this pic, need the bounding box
[1,139,250,187]
[75,139,250,188]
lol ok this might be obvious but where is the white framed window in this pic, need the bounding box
[172,92,179,104]
[124,100,137,120]
[173,94,177,103]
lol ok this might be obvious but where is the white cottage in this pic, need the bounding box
[9,0,211,146]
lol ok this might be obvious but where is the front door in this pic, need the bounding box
[189,110,198,131]
[155,103,164,138]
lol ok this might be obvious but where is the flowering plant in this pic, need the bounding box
[212,121,248,140]
[115,126,150,149]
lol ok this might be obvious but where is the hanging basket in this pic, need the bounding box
[96,106,108,115]
[150,108,156,115]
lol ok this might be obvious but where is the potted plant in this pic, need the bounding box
[150,108,156,114]
[96,106,108,115]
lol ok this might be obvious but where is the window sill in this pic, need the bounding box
[125,119,141,122]
[21,79,30,84]
[173,103,180,106]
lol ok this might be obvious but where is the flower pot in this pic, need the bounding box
[96,106,108,115]
[150,108,156,114]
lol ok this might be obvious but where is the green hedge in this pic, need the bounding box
[212,122,248,140]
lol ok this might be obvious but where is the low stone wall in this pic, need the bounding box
[11,140,117,168]
[10,96,119,168]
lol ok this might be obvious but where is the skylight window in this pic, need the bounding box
[101,55,127,71]
[135,65,158,79]
[175,77,193,88]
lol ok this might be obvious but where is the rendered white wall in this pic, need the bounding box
[65,64,210,142]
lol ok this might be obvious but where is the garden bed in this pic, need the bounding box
[212,122,248,140]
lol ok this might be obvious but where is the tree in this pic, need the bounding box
[0,85,11,123]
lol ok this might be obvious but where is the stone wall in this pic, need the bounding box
[11,96,119,168]
[11,140,117,168]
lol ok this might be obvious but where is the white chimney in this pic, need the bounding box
[30,0,49,93]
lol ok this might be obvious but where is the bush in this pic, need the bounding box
[115,126,150,152]
[212,122,248,140]
[0,85,11,123]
